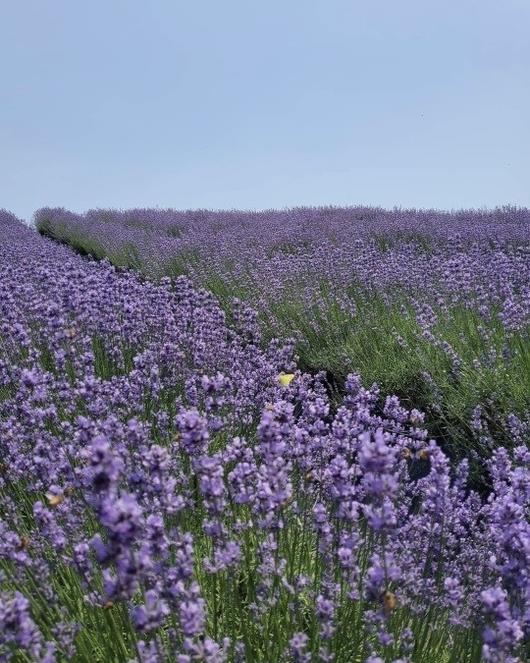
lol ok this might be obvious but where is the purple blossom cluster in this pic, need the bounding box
[1,208,530,661]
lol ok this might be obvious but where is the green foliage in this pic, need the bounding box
[37,220,107,261]
[109,243,143,271]
[164,249,202,278]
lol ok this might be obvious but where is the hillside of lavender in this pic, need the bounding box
[37,206,530,470]
[1,206,529,662]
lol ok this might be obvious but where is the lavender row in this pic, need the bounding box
[34,205,530,328]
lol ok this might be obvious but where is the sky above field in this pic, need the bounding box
[1,0,529,221]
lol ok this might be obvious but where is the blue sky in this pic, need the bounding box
[1,0,529,221]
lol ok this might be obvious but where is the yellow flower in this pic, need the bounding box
[278,373,295,387]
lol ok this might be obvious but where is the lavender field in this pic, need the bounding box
[37,206,530,469]
[2,206,530,662]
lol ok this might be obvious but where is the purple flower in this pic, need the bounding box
[131,590,170,633]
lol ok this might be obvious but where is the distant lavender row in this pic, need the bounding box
[34,205,530,330]
[0,209,529,661]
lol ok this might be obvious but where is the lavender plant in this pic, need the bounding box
[1,209,529,661]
